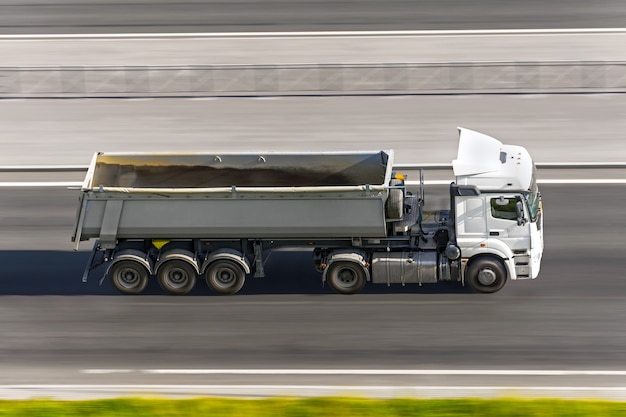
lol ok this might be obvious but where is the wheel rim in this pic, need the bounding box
[477,268,497,286]
[214,266,236,289]
[165,267,189,289]
[335,266,358,289]
[206,260,245,295]
[116,267,141,289]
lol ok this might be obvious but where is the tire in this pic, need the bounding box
[326,261,366,295]
[386,179,404,220]
[110,260,149,295]
[466,256,507,294]
[157,260,197,295]
[205,260,246,295]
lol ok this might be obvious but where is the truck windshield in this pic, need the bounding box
[524,172,541,222]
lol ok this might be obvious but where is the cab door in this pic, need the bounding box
[455,195,488,258]
[486,195,532,278]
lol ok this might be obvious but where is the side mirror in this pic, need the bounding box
[515,200,527,226]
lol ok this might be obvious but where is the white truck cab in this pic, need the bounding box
[452,128,544,292]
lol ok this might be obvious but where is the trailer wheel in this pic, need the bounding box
[110,260,149,295]
[466,256,507,294]
[386,179,404,220]
[205,260,246,295]
[326,261,366,295]
[157,260,197,295]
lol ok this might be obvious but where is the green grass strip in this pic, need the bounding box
[1,397,626,417]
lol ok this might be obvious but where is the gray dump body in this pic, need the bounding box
[72,151,394,245]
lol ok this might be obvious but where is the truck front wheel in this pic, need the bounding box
[110,260,149,295]
[157,260,197,295]
[326,261,366,295]
[466,256,507,294]
[205,260,246,295]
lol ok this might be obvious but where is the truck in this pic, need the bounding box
[72,128,544,295]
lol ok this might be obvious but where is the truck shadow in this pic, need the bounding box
[0,250,471,296]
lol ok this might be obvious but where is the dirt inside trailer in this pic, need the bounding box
[91,163,388,188]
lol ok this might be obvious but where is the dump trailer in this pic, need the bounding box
[73,128,544,295]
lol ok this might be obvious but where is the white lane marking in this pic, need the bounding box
[10,384,626,390]
[5,385,626,400]
[0,165,89,171]
[81,369,134,374]
[1,28,626,40]
[406,179,626,185]
[537,179,626,184]
[145,369,626,376]
[0,162,622,171]
[0,182,82,187]
[82,369,626,376]
[1,179,623,187]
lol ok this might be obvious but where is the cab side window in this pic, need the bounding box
[490,198,517,221]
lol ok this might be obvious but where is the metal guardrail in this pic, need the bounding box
[1,61,625,97]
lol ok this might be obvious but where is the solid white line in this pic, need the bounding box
[538,162,626,167]
[0,182,82,187]
[82,369,626,376]
[0,162,621,171]
[6,384,626,394]
[0,28,625,40]
[0,179,623,187]
[144,369,626,376]
[0,165,89,171]
[405,179,626,186]
[9,384,626,390]
[537,179,626,184]
[81,369,134,375]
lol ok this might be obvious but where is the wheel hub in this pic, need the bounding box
[119,268,139,286]
[217,269,235,285]
[477,268,497,286]
[337,268,357,286]
[169,269,186,284]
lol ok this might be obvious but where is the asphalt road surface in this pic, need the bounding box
[0,183,624,399]
[0,0,625,34]
[1,0,625,400]
[0,94,624,398]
